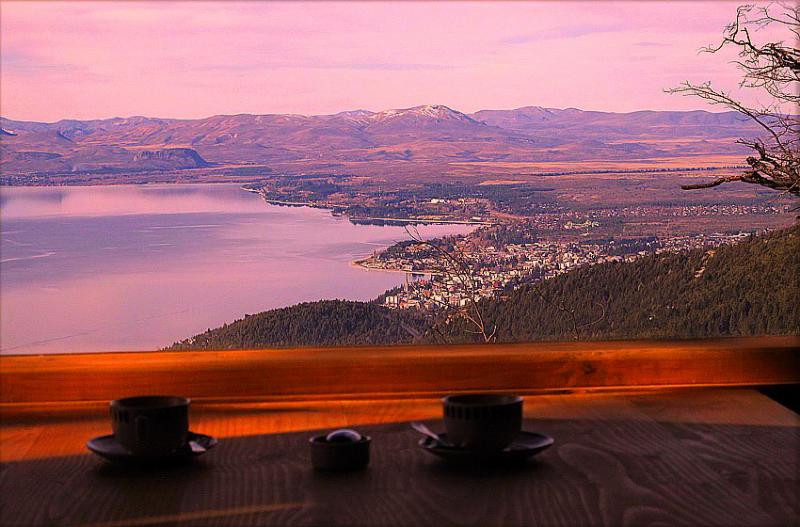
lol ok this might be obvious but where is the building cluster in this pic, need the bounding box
[590,204,789,219]
[655,231,753,253]
[517,204,789,233]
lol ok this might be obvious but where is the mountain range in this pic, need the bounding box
[0,104,761,178]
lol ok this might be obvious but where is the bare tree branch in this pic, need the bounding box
[667,2,800,198]
[404,226,498,343]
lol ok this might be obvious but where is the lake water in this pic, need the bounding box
[0,184,473,355]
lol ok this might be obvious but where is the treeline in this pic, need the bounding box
[166,300,428,350]
[168,225,799,350]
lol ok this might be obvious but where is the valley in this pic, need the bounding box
[3,104,790,224]
[3,104,796,351]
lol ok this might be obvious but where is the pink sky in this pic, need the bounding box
[0,1,787,122]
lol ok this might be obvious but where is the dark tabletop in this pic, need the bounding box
[1,390,798,527]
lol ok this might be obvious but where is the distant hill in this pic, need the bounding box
[166,300,428,350]
[0,105,760,177]
[471,106,756,140]
[168,225,799,350]
[132,148,210,170]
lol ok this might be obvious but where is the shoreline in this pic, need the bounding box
[247,188,495,226]
[348,259,439,276]
[248,186,479,284]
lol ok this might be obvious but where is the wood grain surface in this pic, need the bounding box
[1,389,797,526]
[2,337,798,404]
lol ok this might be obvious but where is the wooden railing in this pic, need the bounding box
[1,336,798,404]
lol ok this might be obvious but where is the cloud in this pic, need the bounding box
[1,50,105,81]
[319,63,453,72]
[634,41,669,47]
[503,24,624,45]
[192,61,453,74]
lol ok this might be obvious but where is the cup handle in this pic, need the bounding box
[135,415,148,442]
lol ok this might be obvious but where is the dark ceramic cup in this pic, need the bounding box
[110,395,190,457]
[443,393,523,451]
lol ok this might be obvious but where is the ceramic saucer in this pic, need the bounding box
[419,431,554,464]
[87,431,218,464]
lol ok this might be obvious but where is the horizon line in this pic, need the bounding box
[0,104,737,126]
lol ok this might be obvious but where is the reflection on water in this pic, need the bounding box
[1,184,473,355]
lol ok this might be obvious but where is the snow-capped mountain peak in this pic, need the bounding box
[372,104,477,124]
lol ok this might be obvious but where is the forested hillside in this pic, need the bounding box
[167,300,427,350]
[444,224,799,342]
[169,225,799,350]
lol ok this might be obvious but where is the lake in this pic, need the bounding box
[0,184,473,355]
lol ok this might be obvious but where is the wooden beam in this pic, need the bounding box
[1,337,798,404]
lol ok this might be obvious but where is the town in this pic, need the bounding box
[362,229,758,311]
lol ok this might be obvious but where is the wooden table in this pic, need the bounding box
[1,387,797,526]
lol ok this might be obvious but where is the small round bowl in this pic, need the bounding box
[309,434,371,471]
